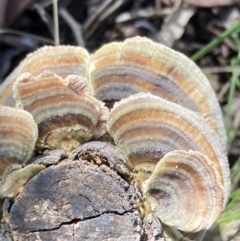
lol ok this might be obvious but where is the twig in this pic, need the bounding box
[115,7,171,24]
[206,25,237,51]
[202,66,240,74]
[0,0,7,27]
[59,8,85,47]
[217,81,230,102]
[155,0,161,13]
[53,0,59,45]
[33,3,54,37]
[84,0,127,39]
[0,28,54,44]
[83,0,114,31]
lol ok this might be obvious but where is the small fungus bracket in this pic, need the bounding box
[0,164,45,199]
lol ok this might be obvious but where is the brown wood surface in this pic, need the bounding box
[1,142,143,241]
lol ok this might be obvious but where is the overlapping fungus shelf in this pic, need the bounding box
[0,105,38,178]
[89,37,226,145]
[0,45,89,106]
[13,71,108,152]
[145,150,224,232]
[107,93,230,206]
[0,36,231,238]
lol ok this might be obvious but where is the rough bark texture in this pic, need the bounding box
[1,142,143,241]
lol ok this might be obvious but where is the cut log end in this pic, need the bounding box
[1,142,143,241]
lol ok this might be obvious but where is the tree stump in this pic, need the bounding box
[1,142,143,241]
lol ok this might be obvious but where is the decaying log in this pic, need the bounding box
[1,142,143,241]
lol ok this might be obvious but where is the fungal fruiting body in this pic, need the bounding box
[0,105,44,198]
[0,38,227,146]
[13,71,109,153]
[107,93,230,197]
[107,92,230,232]
[0,46,89,106]
[0,105,38,178]
[0,36,230,236]
[89,37,227,146]
[145,150,224,232]
[0,164,45,199]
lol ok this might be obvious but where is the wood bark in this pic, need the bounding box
[0,142,143,241]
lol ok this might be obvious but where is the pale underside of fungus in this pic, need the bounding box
[0,105,38,177]
[0,37,230,236]
[0,105,45,198]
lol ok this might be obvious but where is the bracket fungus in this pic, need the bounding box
[107,92,230,233]
[13,71,108,153]
[0,45,89,106]
[144,150,224,232]
[0,105,38,177]
[0,105,44,198]
[0,36,231,238]
[89,37,226,145]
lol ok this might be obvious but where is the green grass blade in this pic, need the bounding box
[217,212,240,224]
[191,21,240,62]
[225,32,240,141]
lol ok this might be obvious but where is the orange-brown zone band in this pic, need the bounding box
[117,124,194,151]
[17,78,71,98]
[0,107,37,178]
[24,94,93,115]
[151,170,194,210]
[0,128,32,151]
[145,151,224,232]
[24,55,87,77]
[0,118,36,157]
[91,68,198,111]
[149,160,206,202]
[90,40,227,145]
[92,72,177,100]
[109,108,224,187]
[91,54,202,111]
[148,170,202,230]
[0,46,89,106]
[0,116,34,137]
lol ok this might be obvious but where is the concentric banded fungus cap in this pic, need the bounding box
[64,75,91,96]
[144,150,224,232]
[0,105,38,179]
[0,45,89,106]
[107,93,230,206]
[13,71,108,153]
[90,36,226,145]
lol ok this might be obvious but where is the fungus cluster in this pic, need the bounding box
[0,37,230,235]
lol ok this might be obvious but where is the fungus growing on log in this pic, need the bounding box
[89,37,226,145]
[107,94,230,195]
[13,71,108,153]
[0,105,44,199]
[0,36,230,240]
[144,150,224,232]
[0,45,89,106]
[0,105,38,177]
